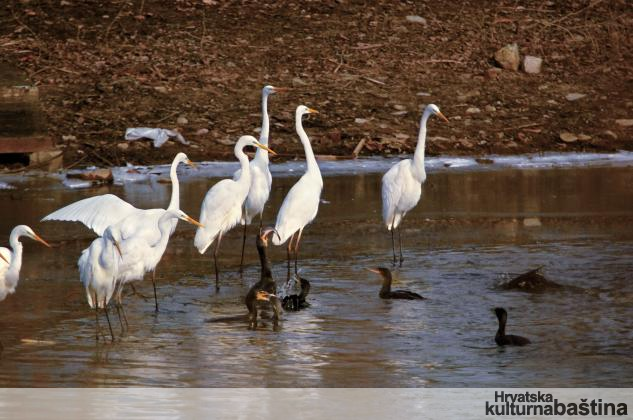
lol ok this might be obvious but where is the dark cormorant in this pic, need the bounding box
[282,273,310,311]
[367,267,425,300]
[494,307,531,346]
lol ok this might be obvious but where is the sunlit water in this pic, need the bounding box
[0,155,632,387]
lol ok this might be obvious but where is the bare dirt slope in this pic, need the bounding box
[0,0,631,167]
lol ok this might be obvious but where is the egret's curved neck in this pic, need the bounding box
[235,145,252,185]
[413,109,432,170]
[296,114,320,176]
[8,231,23,275]
[167,158,181,211]
[254,93,271,164]
[156,215,176,250]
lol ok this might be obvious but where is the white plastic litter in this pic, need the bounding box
[125,127,190,148]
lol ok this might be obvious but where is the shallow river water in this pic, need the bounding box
[0,154,631,387]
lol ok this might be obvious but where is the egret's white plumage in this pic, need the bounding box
[78,226,123,341]
[0,225,50,302]
[79,226,122,309]
[42,152,194,243]
[381,103,448,263]
[272,105,321,273]
[117,209,202,286]
[234,85,284,225]
[235,85,286,272]
[195,135,276,288]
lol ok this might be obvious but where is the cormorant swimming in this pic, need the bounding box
[367,267,425,300]
[494,307,531,346]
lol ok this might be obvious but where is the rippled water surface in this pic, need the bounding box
[0,157,632,387]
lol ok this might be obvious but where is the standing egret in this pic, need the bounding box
[272,105,321,275]
[78,226,122,341]
[42,152,195,310]
[0,225,50,350]
[114,209,203,314]
[381,104,448,265]
[194,135,276,290]
[236,85,287,273]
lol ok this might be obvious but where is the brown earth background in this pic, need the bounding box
[1,0,632,167]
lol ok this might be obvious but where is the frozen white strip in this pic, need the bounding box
[0,388,629,419]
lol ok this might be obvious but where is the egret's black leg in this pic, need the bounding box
[294,229,303,274]
[397,226,404,266]
[239,223,247,275]
[94,292,100,342]
[259,213,263,229]
[391,228,397,266]
[286,232,296,278]
[213,233,223,292]
[115,303,125,331]
[151,271,159,312]
[103,298,115,342]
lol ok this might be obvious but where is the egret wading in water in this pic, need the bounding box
[272,105,322,276]
[195,136,277,290]
[235,85,287,274]
[113,209,202,325]
[0,225,50,350]
[78,226,123,342]
[381,104,448,266]
[42,152,195,311]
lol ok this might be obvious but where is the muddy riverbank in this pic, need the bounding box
[0,0,632,169]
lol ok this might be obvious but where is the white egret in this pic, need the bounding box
[381,103,448,265]
[78,226,122,341]
[42,152,195,310]
[0,225,50,350]
[194,135,276,290]
[272,105,321,275]
[114,209,202,314]
[235,85,287,273]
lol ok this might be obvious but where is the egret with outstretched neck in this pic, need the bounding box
[114,209,203,320]
[236,85,286,273]
[0,225,50,350]
[195,136,276,290]
[272,105,322,276]
[381,104,448,265]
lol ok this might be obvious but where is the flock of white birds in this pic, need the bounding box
[0,85,447,343]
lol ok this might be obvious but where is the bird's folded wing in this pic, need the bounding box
[41,194,140,236]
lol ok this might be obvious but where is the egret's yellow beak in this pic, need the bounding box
[114,240,123,258]
[254,141,277,156]
[366,268,381,275]
[307,108,319,114]
[186,159,197,169]
[185,215,204,228]
[0,253,9,264]
[33,233,51,248]
[437,111,449,123]
[272,87,289,93]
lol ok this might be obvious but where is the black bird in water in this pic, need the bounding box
[494,307,531,346]
[247,290,282,329]
[282,273,310,311]
[245,227,281,328]
[367,267,425,300]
